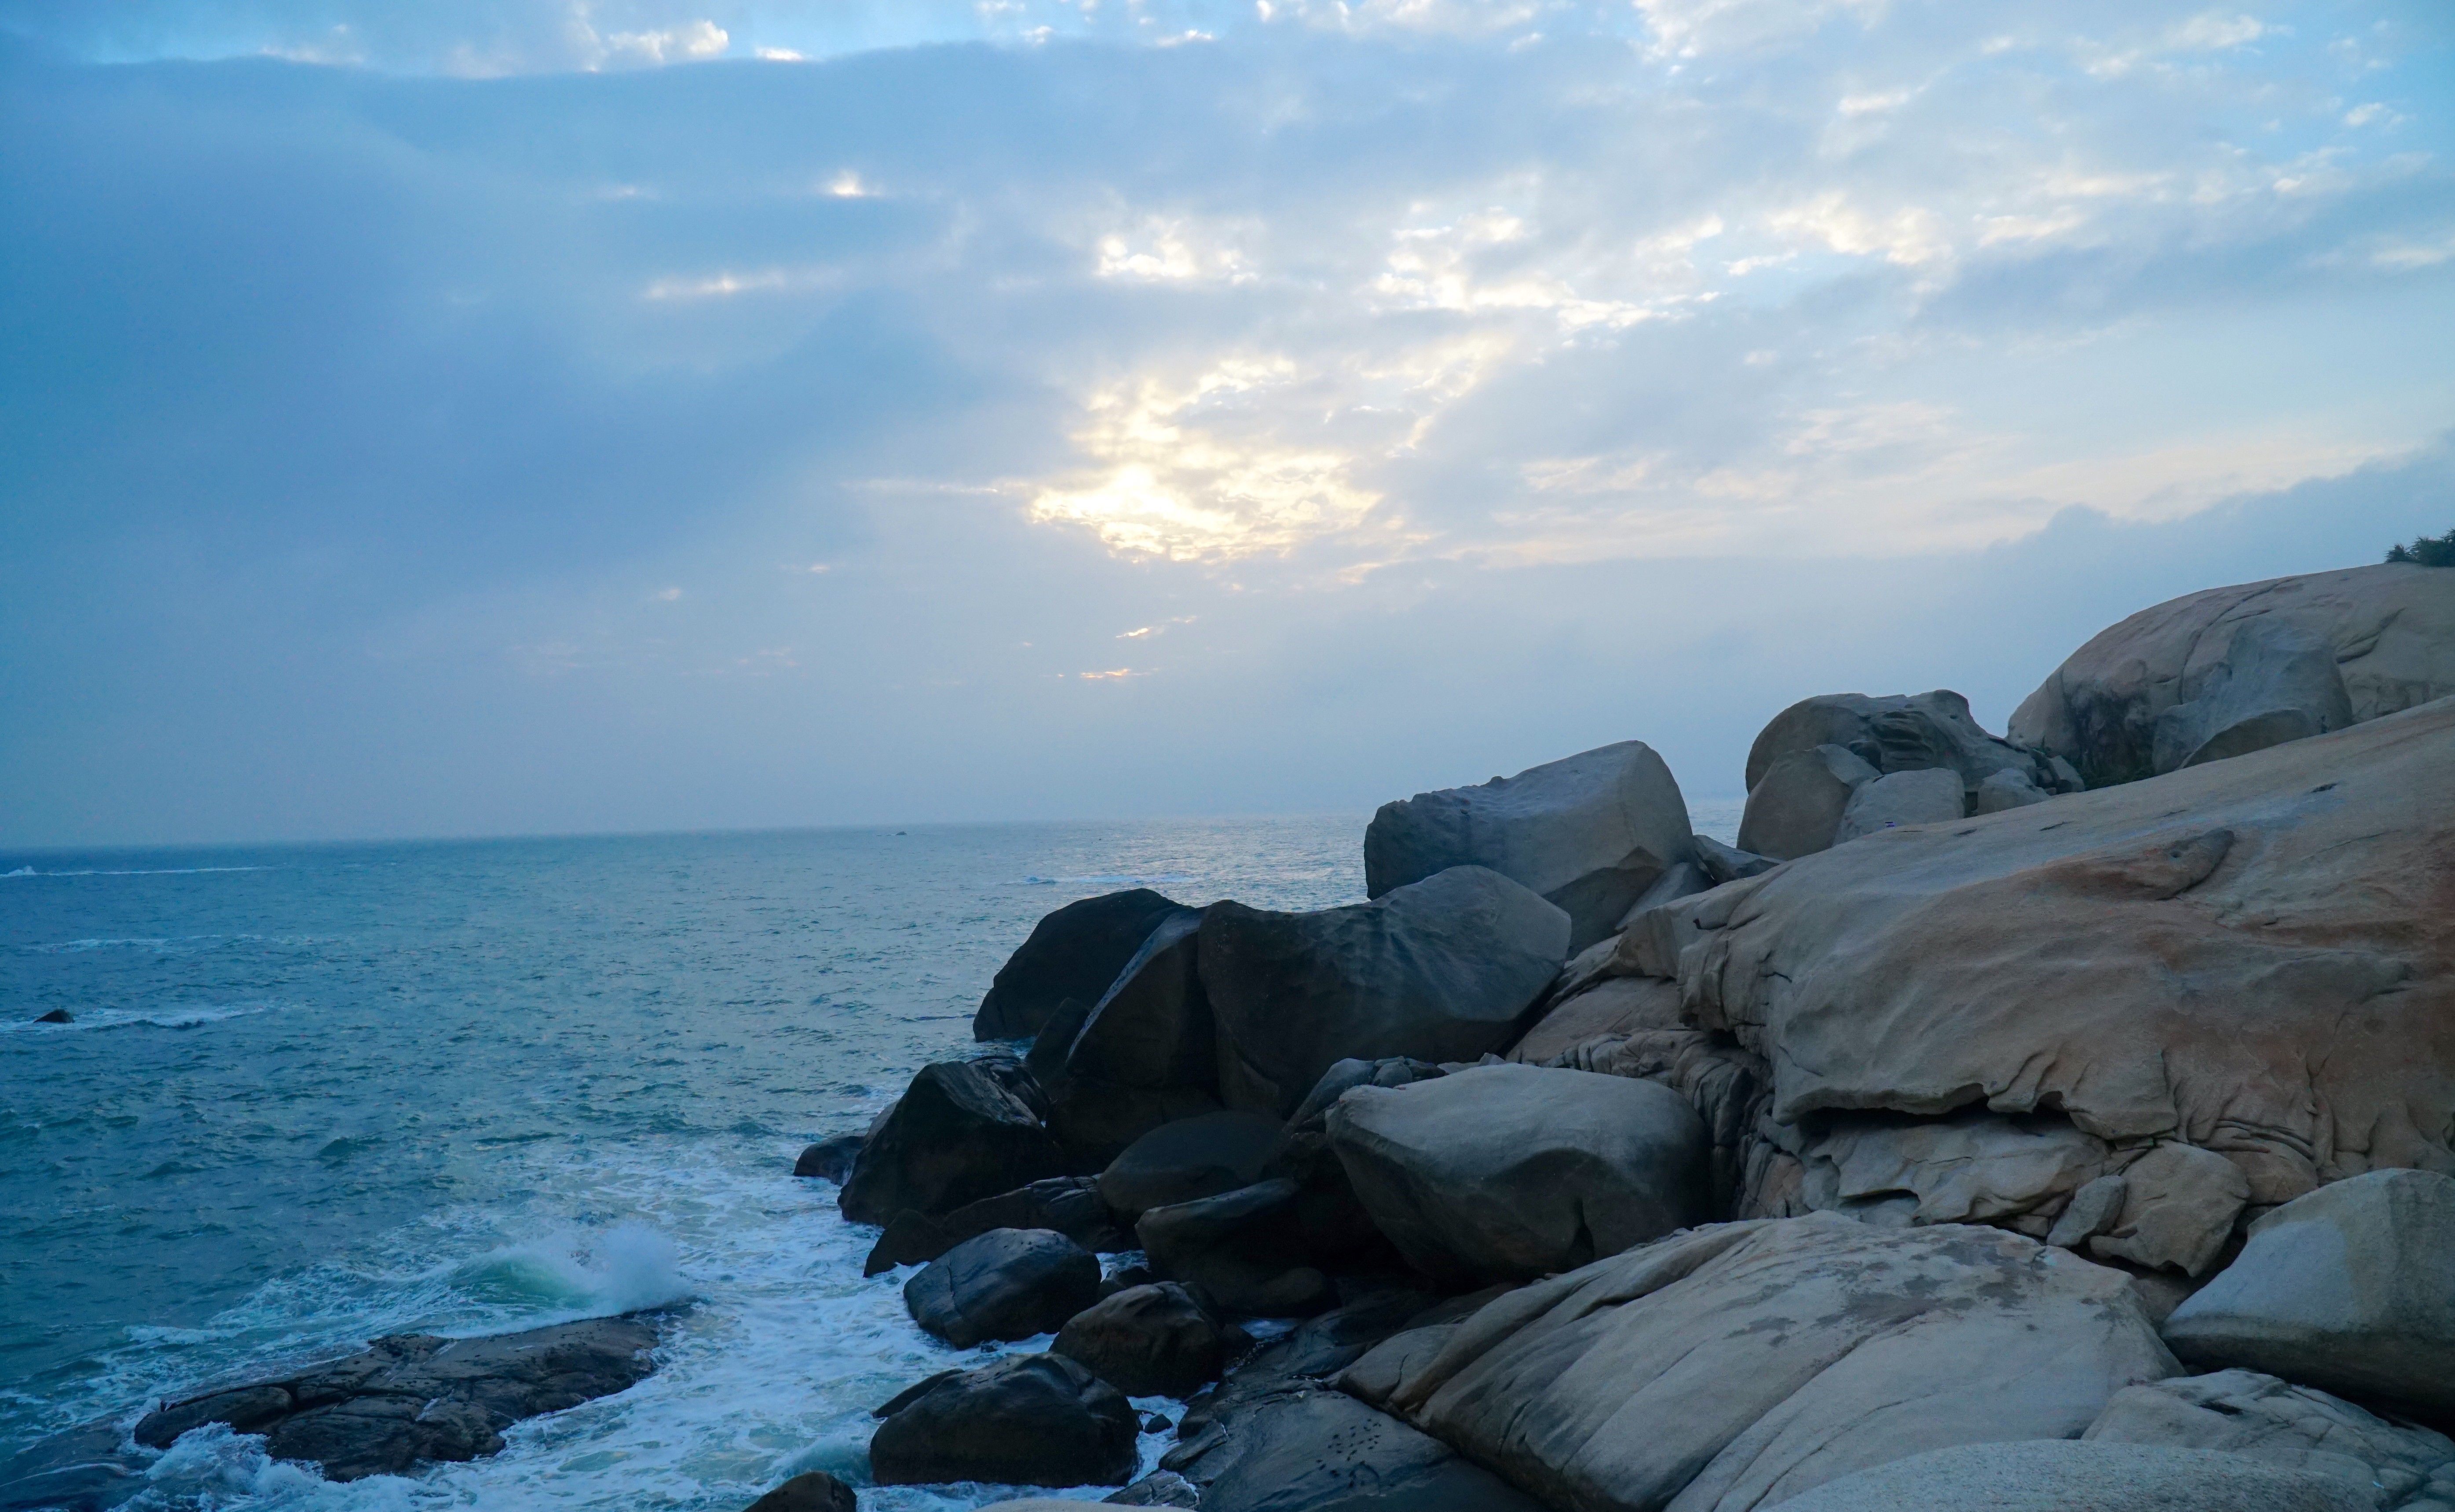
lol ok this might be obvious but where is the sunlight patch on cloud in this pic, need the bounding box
[643,266,839,300]
[1766,193,1951,267]
[1094,220,1255,283]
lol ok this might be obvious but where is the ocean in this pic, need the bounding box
[1,805,1742,1511]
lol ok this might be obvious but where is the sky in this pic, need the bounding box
[2,0,2451,848]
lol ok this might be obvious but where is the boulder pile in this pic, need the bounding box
[789,562,2455,1512]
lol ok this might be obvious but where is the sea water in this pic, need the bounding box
[1,806,1744,1511]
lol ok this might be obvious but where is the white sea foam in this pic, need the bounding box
[1,865,272,878]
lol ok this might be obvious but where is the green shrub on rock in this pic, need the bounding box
[2384,526,2455,566]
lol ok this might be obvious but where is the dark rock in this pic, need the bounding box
[869,1353,1139,1488]
[34,1008,73,1025]
[1172,1388,1547,1512]
[793,1132,865,1182]
[1201,868,1569,1118]
[0,1421,143,1512]
[1101,1260,1157,1297]
[1137,1180,1335,1318]
[867,1177,1132,1275]
[1068,908,1215,1090]
[904,1228,1101,1348]
[976,889,1190,1041]
[1108,1469,1202,1505]
[744,1469,858,1512]
[1692,834,1775,885]
[131,1314,660,1482]
[839,1057,1067,1226]
[1365,741,1697,953]
[1098,1112,1286,1219]
[1287,1058,1444,1132]
[1054,1282,1229,1398]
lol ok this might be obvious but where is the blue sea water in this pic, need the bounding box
[0,803,1747,1511]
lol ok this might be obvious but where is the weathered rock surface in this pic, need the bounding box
[2151,618,2356,775]
[1691,836,1774,886]
[1137,1179,1335,1318]
[1364,741,1697,953]
[1179,1389,1547,1512]
[1053,1282,1230,1398]
[870,1353,1140,1488]
[1288,1057,1446,1132]
[1974,764,2053,813]
[0,1421,140,1512]
[132,1315,662,1482]
[2010,564,2455,788]
[1769,1441,2367,1512]
[1201,867,1569,1118]
[2163,1168,2455,1419]
[1325,1064,1709,1284]
[744,1470,859,1512]
[977,889,1190,1041]
[903,1228,1101,1348]
[1098,1112,1285,1219]
[1734,743,1877,860]
[839,1056,1067,1226]
[1675,700,2455,1230]
[1343,1214,2176,1512]
[1505,975,1684,1066]
[2088,1369,2455,1511]
[1746,689,2080,798]
[1831,766,1965,843]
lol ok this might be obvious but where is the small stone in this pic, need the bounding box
[743,1469,857,1512]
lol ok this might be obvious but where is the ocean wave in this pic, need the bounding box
[1,865,272,878]
[2,1003,273,1034]
[1017,873,1195,887]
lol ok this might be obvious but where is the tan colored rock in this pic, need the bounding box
[2010,563,2455,788]
[1677,699,2455,1215]
[1342,1213,2176,1512]
[2086,1369,2455,1509]
[1506,976,1683,1064]
[2085,1141,2250,1277]
[1832,767,1966,844]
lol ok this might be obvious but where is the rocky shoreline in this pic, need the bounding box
[10,559,2451,1512]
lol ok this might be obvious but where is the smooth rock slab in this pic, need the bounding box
[132,1315,661,1482]
[1769,1441,2367,1512]
[2162,1168,2455,1418]
[870,1353,1140,1488]
[977,889,1191,1041]
[1325,1063,1708,1285]
[904,1228,1101,1348]
[1365,741,1696,953]
[1343,1213,2177,1512]
[1201,867,1569,1118]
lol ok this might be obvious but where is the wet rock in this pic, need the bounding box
[1053,1282,1229,1398]
[1326,1063,1708,1285]
[1771,1441,2365,1512]
[34,1008,73,1025]
[869,1353,1139,1488]
[1344,1213,2175,1512]
[793,1132,865,1182]
[1734,743,1877,860]
[744,1470,858,1512]
[1365,741,1697,953]
[839,1057,1066,1226]
[0,1421,142,1512]
[1201,867,1569,1118]
[976,889,1192,1041]
[1098,1112,1285,1219]
[2163,1168,2455,1419]
[131,1315,662,1482]
[1830,766,1965,843]
[903,1228,1101,1348]
[2087,1369,2455,1510]
[867,1176,1134,1276]
[2011,563,2455,788]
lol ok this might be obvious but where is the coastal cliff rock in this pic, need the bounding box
[869,1353,1139,1487]
[1200,866,1569,1118]
[1324,1064,1708,1285]
[1364,741,1696,952]
[976,889,1190,1041]
[131,1315,661,1482]
[2010,563,2455,788]
[1342,1214,2176,1512]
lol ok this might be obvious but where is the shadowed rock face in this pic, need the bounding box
[131,1315,662,1483]
[2011,563,2455,788]
[1669,698,2455,1219]
[839,1056,1067,1226]
[2087,1368,2455,1508]
[975,889,1190,1041]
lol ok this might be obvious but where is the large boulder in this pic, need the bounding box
[869,1353,1140,1488]
[1673,699,2455,1234]
[1364,741,1697,953]
[1734,743,1878,861]
[1201,868,1570,1118]
[2010,563,2455,788]
[2087,1369,2455,1510]
[1053,1282,1231,1398]
[839,1057,1067,1226]
[903,1228,1102,1348]
[1831,767,1965,844]
[132,1315,661,1482]
[1099,1112,1286,1219]
[1343,1213,2176,1512]
[744,1472,859,1512]
[977,889,1191,1040]
[2162,1168,2455,1419]
[1768,1441,2365,1512]
[1324,1064,1709,1285]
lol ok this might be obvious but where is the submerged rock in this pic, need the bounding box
[131,1315,662,1482]
[1201,867,1569,1118]
[903,1228,1101,1348]
[976,889,1191,1041]
[869,1353,1139,1488]
[1770,1441,2365,1512]
[743,1470,859,1512]
[34,1008,73,1025]
[1364,741,1696,953]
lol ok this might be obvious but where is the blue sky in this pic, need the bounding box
[3,1,2451,846]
